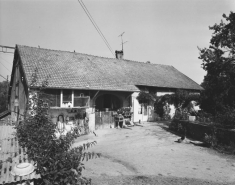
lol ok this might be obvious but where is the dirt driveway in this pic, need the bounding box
[73,122,235,185]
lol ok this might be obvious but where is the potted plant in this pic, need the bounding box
[117,107,133,119]
[188,111,197,122]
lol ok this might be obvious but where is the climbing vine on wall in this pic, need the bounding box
[136,91,156,105]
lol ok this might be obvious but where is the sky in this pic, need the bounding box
[0,0,234,84]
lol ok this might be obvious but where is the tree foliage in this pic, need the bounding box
[136,91,156,104]
[15,71,99,185]
[154,90,200,118]
[198,12,235,115]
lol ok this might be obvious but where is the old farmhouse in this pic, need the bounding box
[8,45,203,130]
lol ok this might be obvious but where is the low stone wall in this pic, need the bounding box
[170,119,235,145]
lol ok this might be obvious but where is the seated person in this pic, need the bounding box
[56,115,67,137]
[65,116,75,132]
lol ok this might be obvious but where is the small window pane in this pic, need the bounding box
[74,97,89,107]
[74,90,89,107]
[63,90,72,103]
[40,89,60,107]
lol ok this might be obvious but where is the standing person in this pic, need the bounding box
[84,116,89,134]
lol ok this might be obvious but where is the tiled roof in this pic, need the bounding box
[16,45,203,91]
[0,126,40,184]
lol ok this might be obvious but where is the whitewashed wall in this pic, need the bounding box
[132,92,158,123]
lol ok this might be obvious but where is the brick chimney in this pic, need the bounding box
[115,50,124,59]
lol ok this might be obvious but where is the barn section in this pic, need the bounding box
[8,45,203,130]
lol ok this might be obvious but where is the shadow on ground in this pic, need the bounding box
[90,174,233,185]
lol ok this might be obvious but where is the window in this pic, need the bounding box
[62,90,72,104]
[74,91,89,107]
[41,89,90,108]
[41,89,60,107]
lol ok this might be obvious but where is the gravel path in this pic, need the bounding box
[73,122,235,185]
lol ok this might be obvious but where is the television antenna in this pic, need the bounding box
[118,32,128,51]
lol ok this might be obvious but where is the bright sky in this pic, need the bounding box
[0,0,234,84]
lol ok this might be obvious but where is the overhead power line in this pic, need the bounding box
[0,74,8,81]
[79,0,115,56]
[0,61,11,72]
[78,0,115,57]
[0,55,11,63]
[0,56,11,72]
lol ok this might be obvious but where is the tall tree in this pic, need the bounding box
[199,12,235,115]
[0,80,8,113]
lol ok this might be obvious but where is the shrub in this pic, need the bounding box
[214,107,235,129]
[154,94,173,118]
[169,120,178,131]
[154,90,200,119]
[204,133,217,147]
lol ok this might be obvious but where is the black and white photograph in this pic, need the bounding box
[0,0,235,184]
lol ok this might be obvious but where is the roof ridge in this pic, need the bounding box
[121,58,171,66]
[16,44,171,67]
[17,44,116,59]
[170,66,203,87]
